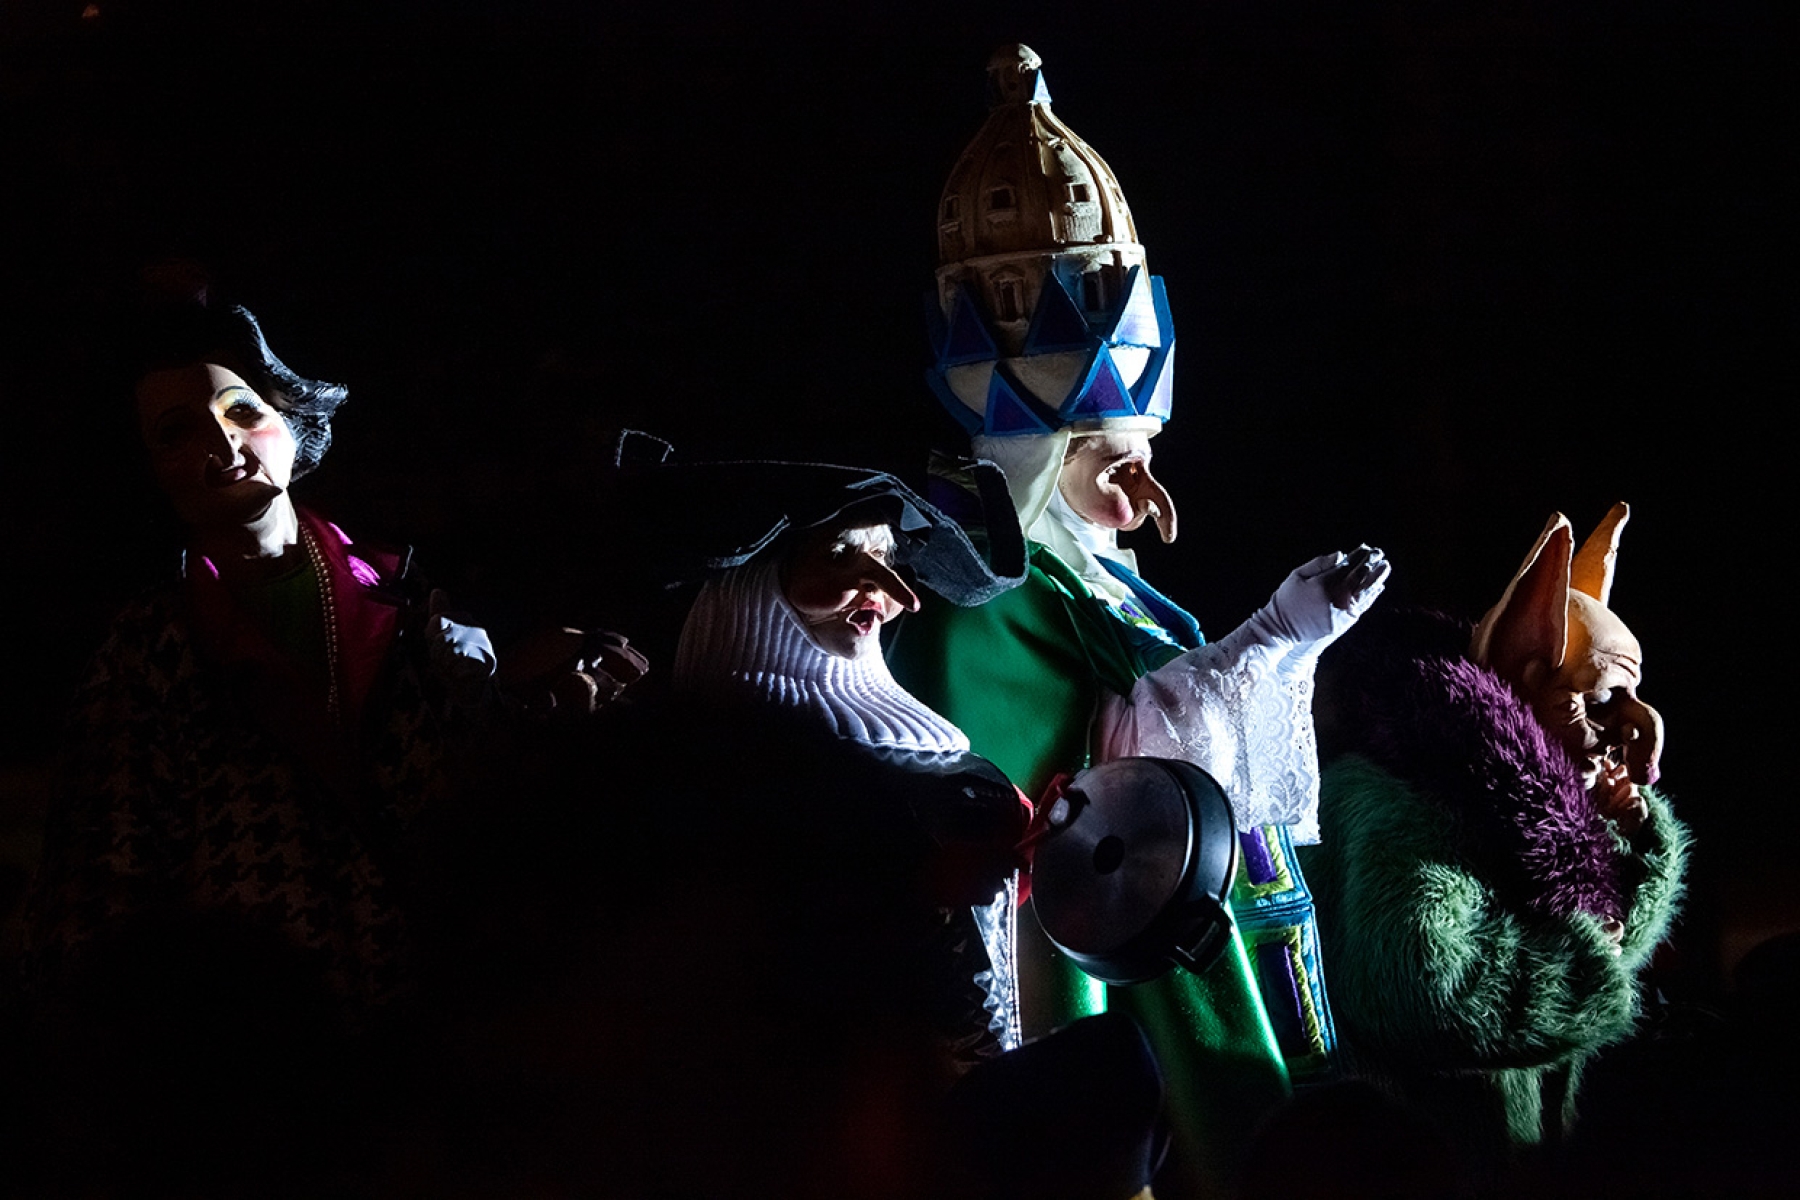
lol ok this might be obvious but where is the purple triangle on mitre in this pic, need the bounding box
[1059,347,1138,422]
[985,370,1056,436]
[1023,272,1094,355]
[941,285,1000,367]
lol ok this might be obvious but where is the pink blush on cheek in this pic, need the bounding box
[243,420,299,484]
[245,425,292,455]
[1097,493,1138,527]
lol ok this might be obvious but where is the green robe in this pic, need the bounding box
[890,544,1290,1198]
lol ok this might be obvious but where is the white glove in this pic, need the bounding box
[426,588,498,702]
[1221,545,1391,665]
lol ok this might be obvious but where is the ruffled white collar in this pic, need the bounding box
[672,557,971,755]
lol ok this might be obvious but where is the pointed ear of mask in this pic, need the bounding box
[1569,501,1629,606]
[1470,513,1574,685]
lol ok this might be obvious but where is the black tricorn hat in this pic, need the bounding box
[591,434,1026,608]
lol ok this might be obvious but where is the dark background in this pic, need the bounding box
[1,0,1789,1020]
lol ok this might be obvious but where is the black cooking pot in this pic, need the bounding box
[1029,757,1239,986]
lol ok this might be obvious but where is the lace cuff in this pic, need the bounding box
[1098,637,1323,843]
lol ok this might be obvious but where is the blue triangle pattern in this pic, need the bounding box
[941,284,999,367]
[926,368,984,435]
[1134,343,1175,421]
[1094,264,1134,342]
[1106,266,1162,349]
[985,370,1057,436]
[1023,272,1095,355]
[1060,347,1138,423]
[1150,275,1175,342]
[1130,277,1178,421]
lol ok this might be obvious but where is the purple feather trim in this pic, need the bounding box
[1319,609,1622,919]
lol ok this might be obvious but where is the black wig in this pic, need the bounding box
[128,304,348,479]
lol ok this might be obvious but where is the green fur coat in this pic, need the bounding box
[1302,607,1690,1163]
[1303,756,1686,1154]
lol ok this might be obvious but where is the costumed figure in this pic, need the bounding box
[27,301,499,1021]
[661,456,1034,1060]
[1302,503,1687,1169]
[888,45,1390,1198]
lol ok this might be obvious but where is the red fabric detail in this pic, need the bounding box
[1015,772,1075,906]
[921,783,1033,909]
[299,509,403,736]
[182,509,405,787]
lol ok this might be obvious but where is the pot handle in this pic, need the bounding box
[1167,897,1233,976]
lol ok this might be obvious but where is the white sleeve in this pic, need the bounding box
[1098,634,1323,843]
